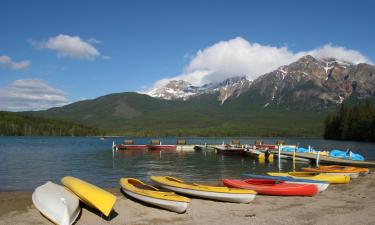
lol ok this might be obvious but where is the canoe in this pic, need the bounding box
[267,172,350,184]
[301,167,359,178]
[32,181,80,225]
[61,176,116,217]
[120,178,190,213]
[223,179,318,196]
[302,165,369,175]
[241,174,329,192]
[151,176,256,203]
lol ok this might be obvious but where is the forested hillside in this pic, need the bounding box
[0,111,103,136]
[324,101,375,142]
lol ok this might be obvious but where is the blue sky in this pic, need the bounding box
[0,0,374,111]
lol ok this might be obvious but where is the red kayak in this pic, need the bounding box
[222,179,318,196]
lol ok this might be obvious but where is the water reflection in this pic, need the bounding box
[0,136,374,191]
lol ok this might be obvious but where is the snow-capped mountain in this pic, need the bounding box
[250,55,375,109]
[146,76,252,103]
[145,55,375,109]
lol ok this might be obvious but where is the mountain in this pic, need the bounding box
[146,55,375,110]
[249,55,375,110]
[146,76,252,103]
[27,55,375,137]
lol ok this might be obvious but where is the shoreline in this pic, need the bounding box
[1,173,374,225]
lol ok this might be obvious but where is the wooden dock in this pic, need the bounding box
[271,151,375,168]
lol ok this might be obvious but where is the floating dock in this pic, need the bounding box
[271,151,375,168]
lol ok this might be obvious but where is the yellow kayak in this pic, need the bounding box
[302,165,369,175]
[120,178,190,213]
[267,172,350,184]
[61,176,116,217]
[150,176,257,203]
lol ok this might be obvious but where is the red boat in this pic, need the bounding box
[115,144,148,150]
[255,144,277,150]
[147,145,177,150]
[222,179,318,196]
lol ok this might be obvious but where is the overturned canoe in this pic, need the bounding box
[32,181,80,225]
[241,173,329,192]
[61,176,116,217]
[267,172,350,184]
[120,178,190,213]
[151,176,256,203]
[223,179,318,196]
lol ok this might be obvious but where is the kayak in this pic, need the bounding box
[151,176,256,203]
[267,172,350,184]
[329,149,365,161]
[120,178,190,213]
[302,165,369,175]
[61,176,116,217]
[301,167,359,178]
[241,174,329,192]
[222,179,318,196]
[32,181,80,225]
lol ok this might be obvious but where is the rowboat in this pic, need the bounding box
[302,165,369,175]
[267,172,350,184]
[223,179,318,196]
[116,144,148,150]
[151,176,256,203]
[61,176,116,217]
[32,181,80,225]
[120,178,190,213]
[214,146,245,154]
[241,174,330,192]
[147,145,177,150]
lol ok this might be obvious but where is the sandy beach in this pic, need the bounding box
[1,172,374,225]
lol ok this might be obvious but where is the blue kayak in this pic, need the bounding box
[329,149,364,161]
[241,173,329,192]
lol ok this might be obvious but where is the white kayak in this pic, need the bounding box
[32,181,81,225]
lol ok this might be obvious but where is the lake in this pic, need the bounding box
[0,136,374,191]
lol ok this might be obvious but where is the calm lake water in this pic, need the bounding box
[0,137,374,191]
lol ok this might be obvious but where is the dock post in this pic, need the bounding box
[316,151,320,167]
[278,145,281,171]
[293,148,296,171]
[112,141,115,151]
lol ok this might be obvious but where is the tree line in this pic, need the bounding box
[0,111,104,136]
[324,101,375,142]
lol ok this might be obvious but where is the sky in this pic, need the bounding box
[0,0,374,111]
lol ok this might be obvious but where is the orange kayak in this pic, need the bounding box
[302,165,369,175]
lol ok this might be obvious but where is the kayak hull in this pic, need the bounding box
[151,176,256,203]
[267,172,350,184]
[120,178,190,213]
[32,181,80,225]
[61,176,116,217]
[241,174,329,192]
[223,179,318,196]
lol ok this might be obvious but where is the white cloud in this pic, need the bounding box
[0,79,69,111]
[149,37,371,88]
[34,34,100,60]
[87,38,102,44]
[0,55,31,70]
[101,55,111,60]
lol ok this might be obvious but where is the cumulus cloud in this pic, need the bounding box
[149,37,371,88]
[0,79,69,111]
[0,55,31,70]
[33,34,100,60]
